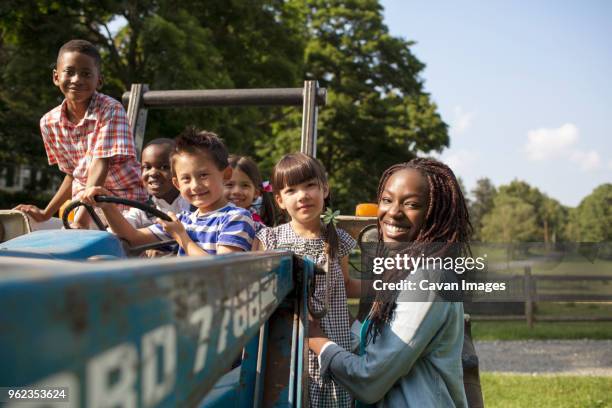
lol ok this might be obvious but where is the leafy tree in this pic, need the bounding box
[481,193,539,243]
[540,195,567,243]
[256,0,449,212]
[0,0,305,155]
[0,0,449,214]
[497,180,568,243]
[469,178,496,241]
[566,183,611,242]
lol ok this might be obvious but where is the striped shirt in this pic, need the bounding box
[148,203,255,256]
[40,92,145,202]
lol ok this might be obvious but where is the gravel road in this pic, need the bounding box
[475,340,612,376]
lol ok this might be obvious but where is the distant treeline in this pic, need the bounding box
[465,178,610,243]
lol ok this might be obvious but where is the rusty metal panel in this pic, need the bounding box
[0,251,293,407]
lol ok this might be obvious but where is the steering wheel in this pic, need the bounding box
[61,196,176,256]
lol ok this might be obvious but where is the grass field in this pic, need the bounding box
[481,373,612,408]
[471,321,612,341]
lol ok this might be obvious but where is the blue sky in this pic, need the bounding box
[381,0,611,206]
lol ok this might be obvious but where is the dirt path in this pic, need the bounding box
[475,340,612,376]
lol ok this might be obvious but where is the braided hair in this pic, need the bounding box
[368,158,473,339]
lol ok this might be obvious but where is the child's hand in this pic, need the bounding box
[79,186,112,209]
[156,211,186,241]
[13,204,50,222]
[70,207,92,230]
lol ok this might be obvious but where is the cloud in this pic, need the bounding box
[523,123,606,172]
[442,149,478,175]
[570,150,601,171]
[525,123,579,160]
[451,106,475,135]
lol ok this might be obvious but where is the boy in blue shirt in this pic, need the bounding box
[82,128,255,255]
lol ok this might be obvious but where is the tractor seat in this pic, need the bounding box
[0,229,126,261]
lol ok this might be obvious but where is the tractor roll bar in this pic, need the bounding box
[121,87,327,108]
[121,81,325,159]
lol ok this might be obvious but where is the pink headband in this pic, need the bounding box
[262,181,273,193]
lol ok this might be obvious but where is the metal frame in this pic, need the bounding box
[122,81,326,158]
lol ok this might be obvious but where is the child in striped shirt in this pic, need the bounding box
[82,128,255,256]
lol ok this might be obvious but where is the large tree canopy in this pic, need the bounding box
[0,0,448,212]
[565,183,611,242]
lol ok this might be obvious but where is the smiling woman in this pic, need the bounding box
[377,168,429,242]
[308,158,477,407]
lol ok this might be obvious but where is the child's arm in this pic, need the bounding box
[81,186,159,246]
[252,238,263,251]
[156,212,209,257]
[72,158,110,229]
[341,256,363,299]
[217,245,248,255]
[86,157,110,187]
[14,174,73,222]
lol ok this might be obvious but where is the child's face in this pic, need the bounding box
[275,179,328,226]
[172,151,231,212]
[224,168,259,209]
[53,51,102,106]
[141,144,176,202]
[378,169,429,242]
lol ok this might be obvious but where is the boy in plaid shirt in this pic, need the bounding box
[14,39,145,228]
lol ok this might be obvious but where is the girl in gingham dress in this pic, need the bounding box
[254,153,362,408]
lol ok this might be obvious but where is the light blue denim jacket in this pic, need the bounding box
[320,298,467,407]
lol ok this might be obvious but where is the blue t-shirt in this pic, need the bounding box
[148,203,255,256]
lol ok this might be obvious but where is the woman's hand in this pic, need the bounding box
[79,186,113,209]
[308,314,331,355]
[156,211,186,241]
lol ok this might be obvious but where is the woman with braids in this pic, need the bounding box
[253,152,362,407]
[309,158,471,407]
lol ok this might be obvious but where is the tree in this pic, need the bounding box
[540,196,567,243]
[497,180,568,243]
[566,183,611,242]
[255,0,449,212]
[0,0,305,160]
[469,178,496,241]
[481,193,539,243]
[1,0,449,214]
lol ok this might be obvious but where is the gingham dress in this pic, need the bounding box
[257,223,355,407]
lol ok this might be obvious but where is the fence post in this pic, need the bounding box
[524,266,534,328]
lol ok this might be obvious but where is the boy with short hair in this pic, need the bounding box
[82,128,256,256]
[14,39,145,228]
[124,138,191,229]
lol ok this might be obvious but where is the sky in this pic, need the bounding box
[380,0,611,206]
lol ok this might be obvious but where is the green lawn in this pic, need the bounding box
[348,299,612,340]
[536,301,612,317]
[472,321,612,341]
[481,373,612,408]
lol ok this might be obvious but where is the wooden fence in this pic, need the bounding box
[472,266,612,327]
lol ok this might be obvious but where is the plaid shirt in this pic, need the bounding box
[40,92,145,201]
